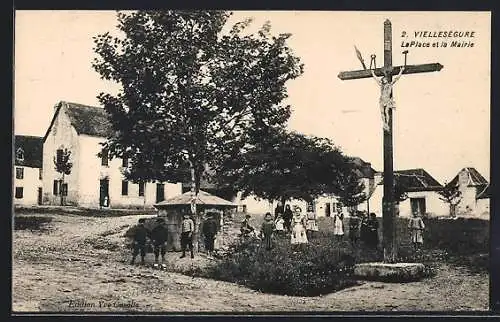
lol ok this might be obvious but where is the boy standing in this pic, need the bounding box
[202,212,219,259]
[150,217,168,265]
[130,218,148,265]
[408,212,425,250]
[180,213,195,259]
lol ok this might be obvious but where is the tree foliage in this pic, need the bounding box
[92,10,304,198]
[216,130,365,204]
[54,149,73,176]
[53,148,72,206]
[438,182,462,217]
[335,160,367,209]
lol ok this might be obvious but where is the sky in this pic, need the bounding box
[14,11,491,184]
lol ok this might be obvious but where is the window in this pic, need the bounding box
[121,180,129,196]
[53,180,59,195]
[56,149,64,164]
[39,168,43,180]
[101,149,109,166]
[138,182,145,196]
[61,183,68,196]
[15,187,23,199]
[122,157,128,167]
[16,148,24,161]
[15,167,24,179]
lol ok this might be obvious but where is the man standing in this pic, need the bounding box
[202,212,219,259]
[150,217,169,266]
[130,218,148,265]
[180,213,195,259]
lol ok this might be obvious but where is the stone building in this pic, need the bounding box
[42,101,182,208]
[447,167,490,217]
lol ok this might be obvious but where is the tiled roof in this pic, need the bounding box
[64,102,113,137]
[447,167,488,188]
[43,101,113,141]
[378,168,443,192]
[476,184,490,199]
[14,135,43,168]
[154,190,236,208]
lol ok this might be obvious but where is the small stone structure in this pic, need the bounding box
[354,262,426,282]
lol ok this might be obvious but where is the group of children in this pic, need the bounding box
[240,204,320,250]
[129,211,221,265]
[240,204,427,251]
[129,206,426,265]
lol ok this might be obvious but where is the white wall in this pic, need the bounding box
[399,191,448,217]
[78,135,182,209]
[42,106,80,206]
[476,199,490,218]
[13,166,42,206]
[368,184,448,218]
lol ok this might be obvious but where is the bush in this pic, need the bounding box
[14,216,53,231]
[200,234,364,297]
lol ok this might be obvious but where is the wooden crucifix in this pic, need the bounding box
[338,19,443,263]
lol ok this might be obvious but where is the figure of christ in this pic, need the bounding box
[370,66,405,131]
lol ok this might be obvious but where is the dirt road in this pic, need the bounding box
[12,213,489,312]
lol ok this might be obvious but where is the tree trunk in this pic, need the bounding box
[280,196,287,211]
[450,203,456,218]
[60,174,64,206]
[188,159,200,252]
[143,183,147,210]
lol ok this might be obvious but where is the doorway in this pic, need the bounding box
[37,187,42,205]
[410,197,426,217]
[156,183,165,203]
[325,203,331,217]
[100,178,109,207]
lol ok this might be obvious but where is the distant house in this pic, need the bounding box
[232,157,377,217]
[13,135,43,206]
[370,168,447,217]
[42,101,182,209]
[447,167,489,217]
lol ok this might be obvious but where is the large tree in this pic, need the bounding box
[216,130,360,205]
[92,11,303,246]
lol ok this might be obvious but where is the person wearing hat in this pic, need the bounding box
[260,212,276,250]
[202,212,219,258]
[150,217,169,265]
[180,213,195,259]
[130,218,149,265]
[240,214,255,237]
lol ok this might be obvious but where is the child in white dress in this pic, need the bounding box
[274,215,285,237]
[291,207,308,247]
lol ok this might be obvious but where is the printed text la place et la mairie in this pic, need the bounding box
[400,30,476,48]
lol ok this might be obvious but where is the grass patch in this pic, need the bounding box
[14,215,53,231]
